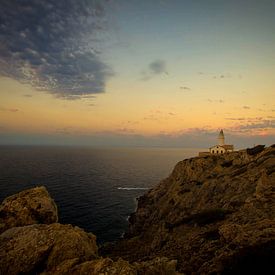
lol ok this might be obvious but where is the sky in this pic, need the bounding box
[0,0,274,148]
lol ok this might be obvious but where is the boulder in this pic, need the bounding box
[0,223,98,274]
[0,186,58,233]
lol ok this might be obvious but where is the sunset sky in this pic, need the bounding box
[0,0,274,147]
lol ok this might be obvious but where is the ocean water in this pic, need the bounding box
[0,146,201,243]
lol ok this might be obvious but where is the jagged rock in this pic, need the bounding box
[0,223,98,274]
[105,146,275,274]
[0,186,58,233]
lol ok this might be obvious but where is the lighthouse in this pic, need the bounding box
[218,129,225,145]
[199,129,234,156]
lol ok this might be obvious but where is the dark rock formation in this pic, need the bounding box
[105,146,275,274]
[0,186,58,234]
[1,146,274,274]
[246,144,265,155]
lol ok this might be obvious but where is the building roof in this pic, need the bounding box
[222,144,234,150]
[209,144,234,150]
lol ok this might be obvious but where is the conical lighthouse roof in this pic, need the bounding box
[219,129,224,138]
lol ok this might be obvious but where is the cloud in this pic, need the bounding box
[141,59,167,80]
[213,73,232,79]
[149,60,167,74]
[234,120,275,131]
[243,105,250,109]
[207,99,224,103]
[143,109,176,121]
[225,117,246,121]
[116,128,135,134]
[225,116,275,136]
[126,120,139,125]
[0,107,19,112]
[0,0,112,99]
[180,86,191,91]
[23,94,33,98]
[225,116,264,123]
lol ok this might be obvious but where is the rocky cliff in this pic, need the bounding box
[0,145,274,274]
[104,145,275,274]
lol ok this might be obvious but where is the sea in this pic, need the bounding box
[0,146,201,244]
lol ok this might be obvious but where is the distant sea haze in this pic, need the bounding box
[0,146,201,243]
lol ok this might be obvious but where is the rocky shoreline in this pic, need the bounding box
[1,145,274,274]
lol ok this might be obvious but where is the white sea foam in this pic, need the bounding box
[117,187,149,190]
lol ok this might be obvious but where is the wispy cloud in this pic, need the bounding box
[224,115,275,136]
[0,0,112,99]
[180,86,191,91]
[116,128,136,134]
[143,109,176,121]
[225,117,246,121]
[232,120,275,131]
[213,73,234,79]
[0,107,19,112]
[207,99,224,103]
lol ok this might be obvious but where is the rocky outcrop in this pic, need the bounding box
[0,187,179,274]
[105,146,275,274]
[0,186,58,233]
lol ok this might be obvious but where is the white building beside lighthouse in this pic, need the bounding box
[198,130,234,156]
[209,129,234,154]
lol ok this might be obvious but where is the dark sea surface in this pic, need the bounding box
[0,146,201,243]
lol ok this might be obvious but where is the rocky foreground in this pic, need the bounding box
[0,145,274,274]
[0,186,178,275]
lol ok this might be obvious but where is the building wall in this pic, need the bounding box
[210,145,226,154]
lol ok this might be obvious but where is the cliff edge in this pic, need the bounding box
[104,145,275,274]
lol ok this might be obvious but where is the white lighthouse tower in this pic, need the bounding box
[218,129,225,146]
[198,129,234,156]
